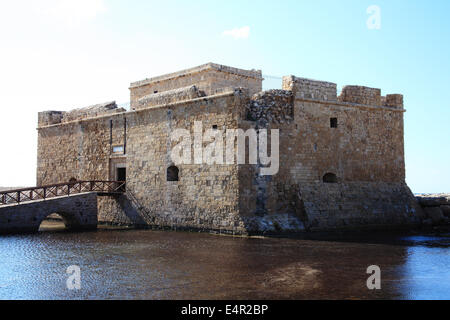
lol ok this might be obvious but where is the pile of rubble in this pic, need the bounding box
[246,90,293,124]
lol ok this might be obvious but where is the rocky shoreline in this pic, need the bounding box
[416,194,450,227]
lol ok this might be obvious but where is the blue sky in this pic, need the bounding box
[0,0,448,193]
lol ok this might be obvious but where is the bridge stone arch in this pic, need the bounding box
[0,193,98,234]
[38,211,85,231]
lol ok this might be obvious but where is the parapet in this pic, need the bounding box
[38,111,64,127]
[129,62,263,110]
[137,85,206,109]
[383,94,404,109]
[338,86,381,106]
[282,75,337,101]
[38,101,126,127]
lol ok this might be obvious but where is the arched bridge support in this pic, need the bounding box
[0,193,98,235]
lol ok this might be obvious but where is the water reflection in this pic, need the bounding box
[0,229,448,300]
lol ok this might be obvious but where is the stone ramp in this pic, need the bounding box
[0,193,98,235]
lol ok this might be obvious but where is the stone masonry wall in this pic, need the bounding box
[283,75,337,101]
[37,111,127,185]
[237,85,419,233]
[137,85,206,109]
[123,91,246,232]
[416,194,450,226]
[38,90,248,233]
[338,86,381,106]
[130,63,262,110]
[246,90,294,124]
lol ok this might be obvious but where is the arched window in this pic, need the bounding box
[167,166,179,182]
[323,173,338,183]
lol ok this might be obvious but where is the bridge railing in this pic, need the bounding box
[0,181,126,206]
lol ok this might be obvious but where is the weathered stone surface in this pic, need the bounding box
[283,76,337,101]
[38,101,126,127]
[416,194,450,207]
[246,90,293,123]
[0,193,98,234]
[130,63,263,110]
[441,205,450,218]
[137,85,206,109]
[424,207,445,224]
[338,86,381,106]
[61,101,125,123]
[385,94,404,109]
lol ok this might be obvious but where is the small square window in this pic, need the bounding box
[330,118,338,128]
[112,145,124,153]
[154,90,158,94]
[212,125,218,130]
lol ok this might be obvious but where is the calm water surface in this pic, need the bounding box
[0,227,449,300]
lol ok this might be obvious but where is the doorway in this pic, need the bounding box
[117,167,126,182]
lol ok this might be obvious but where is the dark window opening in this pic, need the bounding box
[117,168,126,182]
[330,117,338,128]
[212,125,218,130]
[117,168,126,191]
[154,90,159,94]
[167,166,179,182]
[323,173,338,183]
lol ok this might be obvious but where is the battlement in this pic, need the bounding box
[280,74,403,109]
[383,94,404,108]
[282,75,338,102]
[336,86,403,109]
[38,101,125,127]
[38,63,405,130]
[338,85,381,106]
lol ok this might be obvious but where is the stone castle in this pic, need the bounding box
[36,62,423,234]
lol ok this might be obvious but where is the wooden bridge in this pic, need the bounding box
[0,181,126,234]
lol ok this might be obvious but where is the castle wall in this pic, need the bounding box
[237,87,420,233]
[37,90,248,233]
[122,91,246,232]
[37,111,127,185]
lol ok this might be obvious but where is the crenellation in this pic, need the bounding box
[283,75,337,102]
[385,94,404,109]
[38,111,64,127]
[338,85,381,106]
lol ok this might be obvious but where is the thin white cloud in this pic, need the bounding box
[222,26,250,39]
[38,0,107,26]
